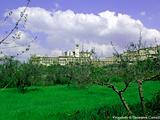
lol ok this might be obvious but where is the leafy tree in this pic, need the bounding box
[0,57,20,88]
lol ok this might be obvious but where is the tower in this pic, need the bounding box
[75,44,80,57]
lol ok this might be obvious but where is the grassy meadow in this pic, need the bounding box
[0,81,160,120]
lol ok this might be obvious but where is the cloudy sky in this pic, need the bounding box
[0,0,160,60]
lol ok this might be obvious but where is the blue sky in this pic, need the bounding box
[0,0,160,59]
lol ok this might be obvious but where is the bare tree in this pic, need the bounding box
[0,0,37,59]
[122,32,159,116]
[94,80,133,115]
[92,31,160,116]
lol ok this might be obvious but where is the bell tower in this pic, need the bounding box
[75,44,80,57]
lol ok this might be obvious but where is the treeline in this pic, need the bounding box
[0,58,106,89]
[0,56,159,89]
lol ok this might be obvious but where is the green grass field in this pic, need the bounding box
[0,81,160,120]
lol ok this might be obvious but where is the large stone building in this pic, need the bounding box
[30,44,93,66]
[122,46,160,62]
[96,45,160,65]
[30,44,160,66]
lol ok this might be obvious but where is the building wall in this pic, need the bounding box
[30,44,93,66]
[30,45,160,66]
[101,46,160,65]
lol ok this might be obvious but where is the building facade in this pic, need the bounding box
[98,45,160,65]
[30,45,160,66]
[30,44,93,66]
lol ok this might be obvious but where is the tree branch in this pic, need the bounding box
[93,81,119,94]
[0,0,30,44]
[93,80,133,115]
[144,74,160,81]
[119,82,130,93]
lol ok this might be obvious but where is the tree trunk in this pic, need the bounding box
[94,81,133,115]
[118,92,133,115]
[137,80,146,116]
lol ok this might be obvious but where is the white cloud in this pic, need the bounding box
[2,7,160,60]
[51,49,62,56]
[82,42,117,58]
